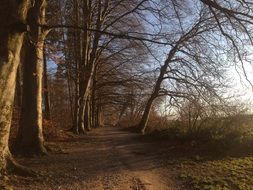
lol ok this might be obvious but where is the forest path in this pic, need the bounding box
[11,127,182,190]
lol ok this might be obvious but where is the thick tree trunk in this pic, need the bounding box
[0,0,32,176]
[17,37,47,155]
[16,0,48,155]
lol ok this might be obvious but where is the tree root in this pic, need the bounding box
[0,153,37,190]
[6,156,37,177]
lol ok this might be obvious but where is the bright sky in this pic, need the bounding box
[230,61,253,105]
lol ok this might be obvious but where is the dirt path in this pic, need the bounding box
[11,127,182,190]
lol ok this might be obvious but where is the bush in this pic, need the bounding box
[147,114,253,148]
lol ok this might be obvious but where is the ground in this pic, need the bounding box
[7,127,253,190]
[9,127,183,190]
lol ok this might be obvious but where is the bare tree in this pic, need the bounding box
[138,2,226,133]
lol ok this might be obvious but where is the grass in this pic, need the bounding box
[170,156,253,190]
[145,116,253,189]
[144,115,253,189]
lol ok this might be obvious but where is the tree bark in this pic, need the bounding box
[91,78,97,128]
[0,0,32,175]
[84,93,92,131]
[43,48,51,120]
[16,0,48,155]
[72,0,82,134]
[15,64,23,108]
[78,74,92,132]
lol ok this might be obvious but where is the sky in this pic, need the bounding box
[230,61,253,105]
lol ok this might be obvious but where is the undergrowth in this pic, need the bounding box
[147,115,253,151]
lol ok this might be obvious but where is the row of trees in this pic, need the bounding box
[0,0,253,177]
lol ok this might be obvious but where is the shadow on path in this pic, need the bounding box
[11,127,182,190]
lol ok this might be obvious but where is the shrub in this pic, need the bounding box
[147,114,253,149]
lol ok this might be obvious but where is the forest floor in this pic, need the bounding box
[8,127,253,190]
[9,127,183,190]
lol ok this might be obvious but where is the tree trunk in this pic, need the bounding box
[73,72,80,133]
[84,94,91,131]
[43,48,51,120]
[15,64,23,108]
[0,0,32,175]
[138,46,179,133]
[72,0,82,134]
[65,48,74,127]
[78,75,92,132]
[16,0,48,155]
[96,98,104,127]
[96,105,100,128]
[138,96,156,133]
[89,95,93,129]
[138,67,166,133]
[77,0,105,133]
[76,0,91,133]
[77,99,86,133]
[91,76,97,128]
